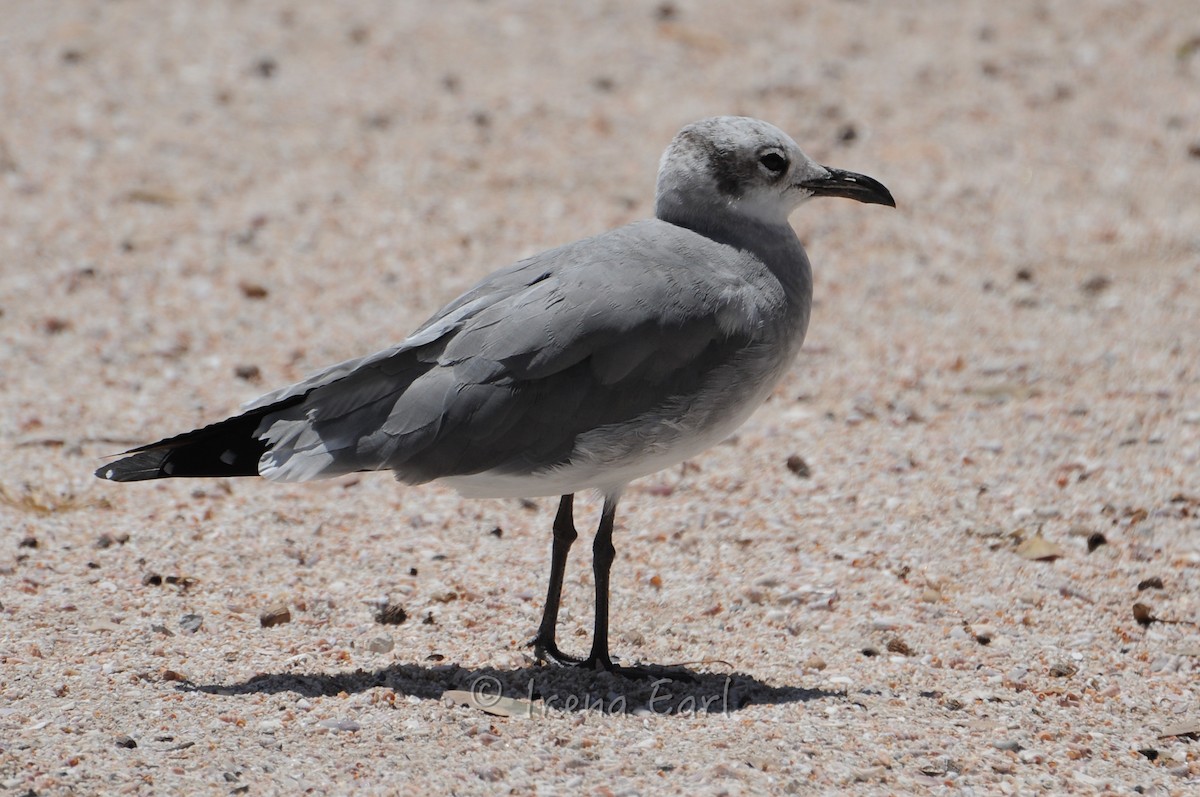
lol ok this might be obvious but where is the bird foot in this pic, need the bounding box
[579,658,696,682]
[531,641,693,681]
[529,638,584,667]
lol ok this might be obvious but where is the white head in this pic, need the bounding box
[655,116,894,229]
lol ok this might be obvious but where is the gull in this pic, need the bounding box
[97,116,894,676]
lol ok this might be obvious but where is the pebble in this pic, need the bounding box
[991,739,1022,752]
[872,616,901,631]
[852,765,886,781]
[258,719,283,734]
[317,718,361,733]
[949,626,973,642]
[259,603,291,628]
[375,603,408,625]
[1051,657,1080,676]
[179,614,203,634]
[365,634,394,653]
[785,454,811,478]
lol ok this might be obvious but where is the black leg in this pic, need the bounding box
[530,494,582,665]
[582,496,618,670]
[579,497,694,681]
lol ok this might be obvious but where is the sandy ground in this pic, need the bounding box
[2,1,1199,794]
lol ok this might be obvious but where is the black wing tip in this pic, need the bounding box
[95,450,172,482]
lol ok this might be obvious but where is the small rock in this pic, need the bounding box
[852,765,886,781]
[234,364,261,382]
[1049,661,1077,678]
[1085,532,1107,552]
[1133,602,1156,627]
[1137,576,1164,591]
[1080,275,1111,295]
[317,718,360,733]
[238,281,269,299]
[18,536,38,549]
[1016,533,1065,561]
[375,603,407,625]
[623,629,646,647]
[475,766,505,782]
[258,719,283,734]
[803,654,827,671]
[785,454,811,478]
[115,735,137,749]
[365,635,394,653]
[991,739,1021,752]
[259,603,291,628]
[95,532,130,549]
[179,614,203,634]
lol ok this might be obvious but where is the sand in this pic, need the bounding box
[2,1,1198,794]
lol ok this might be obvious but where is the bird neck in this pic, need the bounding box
[656,201,813,330]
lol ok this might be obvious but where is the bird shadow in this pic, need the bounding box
[185,661,841,716]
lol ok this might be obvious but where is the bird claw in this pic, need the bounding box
[530,639,693,681]
[529,638,584,667]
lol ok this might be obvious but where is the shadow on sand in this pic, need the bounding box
[187,661,841,716]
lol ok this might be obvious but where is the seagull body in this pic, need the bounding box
[98,117,893,674]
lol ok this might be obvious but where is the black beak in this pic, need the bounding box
[799,167,896,208]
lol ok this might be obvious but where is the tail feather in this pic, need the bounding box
[95,399,301,482]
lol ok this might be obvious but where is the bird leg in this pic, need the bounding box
[534,495,689,680]
[580,496,619,671]
[580,498,694,680]
[530,494,582,665]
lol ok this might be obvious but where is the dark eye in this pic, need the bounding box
[759,152,788,174]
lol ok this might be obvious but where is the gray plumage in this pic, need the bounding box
[97,116,893,674]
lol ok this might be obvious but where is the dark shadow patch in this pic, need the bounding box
[185,662,840,716]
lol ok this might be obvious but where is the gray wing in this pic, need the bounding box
[252,219,768,484]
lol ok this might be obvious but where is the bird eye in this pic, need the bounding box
[758,152,788,175]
